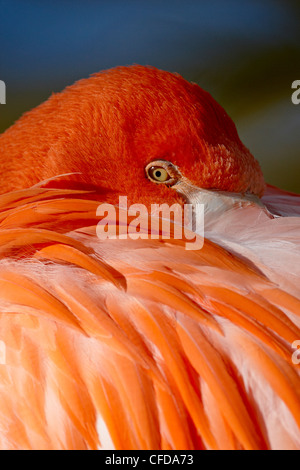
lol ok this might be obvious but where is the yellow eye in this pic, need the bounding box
[145,160,180,186]
[148,166,170,182]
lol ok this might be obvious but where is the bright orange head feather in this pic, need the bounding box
[0,65,265,204]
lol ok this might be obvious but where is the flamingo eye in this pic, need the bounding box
[148,166,170,183]
[145,160,181,186]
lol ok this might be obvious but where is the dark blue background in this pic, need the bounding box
[1,0,300,191]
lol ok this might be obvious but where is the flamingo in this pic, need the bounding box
[0,65,299,450]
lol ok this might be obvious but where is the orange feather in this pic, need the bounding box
[0,187,297,449]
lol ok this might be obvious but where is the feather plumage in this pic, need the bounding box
[0,186,299,449]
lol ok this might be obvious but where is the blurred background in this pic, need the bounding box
[0,0,299,192]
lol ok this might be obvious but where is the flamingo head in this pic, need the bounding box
[1,65,265,209]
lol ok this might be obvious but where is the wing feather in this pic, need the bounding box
[0,187,299,449]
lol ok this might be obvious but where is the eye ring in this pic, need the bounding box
[145,160,181,186]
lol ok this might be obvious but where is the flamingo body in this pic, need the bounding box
[0,66,299,450]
